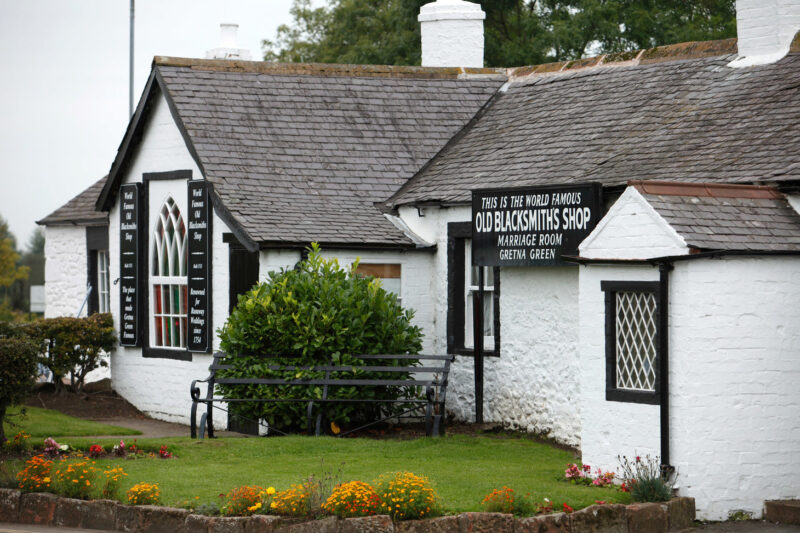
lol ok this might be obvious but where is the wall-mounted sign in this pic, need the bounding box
[119,183,141,346]
[472,184,602,267]
[187,180,212,352]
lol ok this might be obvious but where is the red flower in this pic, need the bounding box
[563,503,574,513]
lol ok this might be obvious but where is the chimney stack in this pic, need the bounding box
[206,23,252,61]
[418,0,486,68]
[730,0,800,67]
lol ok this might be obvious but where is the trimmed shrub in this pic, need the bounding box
[217,244,423,431]
[0,336,39,443]
[375,471,441,520]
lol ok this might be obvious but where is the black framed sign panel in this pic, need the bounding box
[119,183,142,346]
[187,180,212,352]
[472,184,602,267]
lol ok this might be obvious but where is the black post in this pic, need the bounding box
[659,262,673,475]
[473,267,484,423]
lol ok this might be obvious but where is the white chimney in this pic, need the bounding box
[206,23,252,61]
[418,0,486,68]
[730,0,800,67]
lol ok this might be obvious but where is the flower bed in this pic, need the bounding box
[0,487,695,532]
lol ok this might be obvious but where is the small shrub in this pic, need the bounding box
[564,463,616,488]
[221,485,275,516]
[374,472,440,521]
[158,445,172,459]
[101,467,127,499]
[127,482,161,505]
[88,444,104,458]
[218,244,423,431]
[43,437,68,457]
[618,454,674,502]
[51,458,98,500]
[481,486,534,516]
[16,454,53,492]
[271,482,316,517]
[322,481,382,518]
[3,431,30,453]
[0,336,39,443]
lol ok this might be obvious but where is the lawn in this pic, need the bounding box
[3,406,141,438]
[58,434,631,513]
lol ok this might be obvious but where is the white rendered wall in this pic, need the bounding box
[732,0,800,66]
[259,249,301,281]
[580,188,688,260]
[419,0,485,68]
[109,93,228,427]
[43,226,88,318]
[397,205,582,444]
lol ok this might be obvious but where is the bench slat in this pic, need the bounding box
[215,378,439,387]
[214,365,447,373]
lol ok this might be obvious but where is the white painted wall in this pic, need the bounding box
[418,0,485,68]
[732,0,800,67]
[108,92,227,427]
[397,205,583,444]
[43,225,89,318]
[259,249,301,281]
[580,187,688,260]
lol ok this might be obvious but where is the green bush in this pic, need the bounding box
[217,244,423,432]
[618,454,674,503]
[32,313,116,393]
[0,337,39,443]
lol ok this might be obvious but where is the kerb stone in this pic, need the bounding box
[516,512,570,533]
[276,516,338,533]
[665,497,695,530]
[18,492,58,525]
[570,504,627,533]
[0,489,21,522]
[186,513,215,532]
[396,515,459,533]
[82,499,119,530]
[139,505,189,533]
[244,514,282,533]
[340,515,393,533]
[53,497,86,528]
[458,511,514,532]
[213,516,247,533]
[627,503,667,533]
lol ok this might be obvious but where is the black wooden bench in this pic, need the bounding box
[190,353,453,439]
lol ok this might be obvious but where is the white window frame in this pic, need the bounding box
[149,196,188,350]
[97,250,110,313]
[464,240,495,351]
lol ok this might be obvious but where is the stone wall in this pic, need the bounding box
[43,225,88,318]
[0,489,695,533]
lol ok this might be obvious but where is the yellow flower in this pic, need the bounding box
[266,486,276,495]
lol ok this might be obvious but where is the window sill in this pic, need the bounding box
[143,347,193,362]
[452,348,499,358]
[606,389,659,405]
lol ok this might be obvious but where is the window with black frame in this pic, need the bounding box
[447,222,500,356]
[601,281,660,405]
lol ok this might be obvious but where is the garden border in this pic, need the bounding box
[0,488,694,532]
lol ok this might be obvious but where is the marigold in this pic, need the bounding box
[374,472,440,520]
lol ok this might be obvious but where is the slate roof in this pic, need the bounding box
[384,42,800,209]
[633,181,800,252]
[37,175,108,226]
[105,59,505,247]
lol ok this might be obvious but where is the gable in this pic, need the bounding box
[579,187,688,260]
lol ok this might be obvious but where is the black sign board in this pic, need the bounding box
[119,183,141,346]
[187,180,212,352]
[472,184,602,267]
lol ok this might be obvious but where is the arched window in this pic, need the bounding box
[150,197,187,348]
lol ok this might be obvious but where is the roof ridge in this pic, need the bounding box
[507,38,738,82]
[153,56,506,80]
[630,180,783,199]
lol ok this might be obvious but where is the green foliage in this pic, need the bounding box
[263,0,736,66]
[218,244,423,431]
[0,337,39,443]
[618,454,674,503]
[27,313,116,393]
[3,406,140,439]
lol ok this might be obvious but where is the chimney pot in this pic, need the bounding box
[206,23,252,61]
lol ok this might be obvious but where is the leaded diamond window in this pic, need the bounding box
[615,291,657,391]
[601,280,661,405]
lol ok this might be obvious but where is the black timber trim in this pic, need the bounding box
[143,170,192,182]
[446,222,499,358]
[141,174,192,362]
[97,70,158,212]
[566,248,800,266]
[86,226,108,316]
[601,280,660,405]
[86,226,109,251]
[208,189,258,253]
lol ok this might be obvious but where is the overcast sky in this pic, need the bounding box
[0,0,305,246]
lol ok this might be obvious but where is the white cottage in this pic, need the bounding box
[40,0,800,520]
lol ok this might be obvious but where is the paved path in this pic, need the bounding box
[0,524,111,533]
[686,522,800,532]
[65,416,247,439]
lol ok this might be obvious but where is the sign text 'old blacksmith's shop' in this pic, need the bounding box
[472,184,601,267]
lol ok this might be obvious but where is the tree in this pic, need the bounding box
[0,337,39,443]
[263,0,736,67]
[0,215,29,320]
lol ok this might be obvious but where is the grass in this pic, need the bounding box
[3,406,141,438]
[55,435,630,513]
